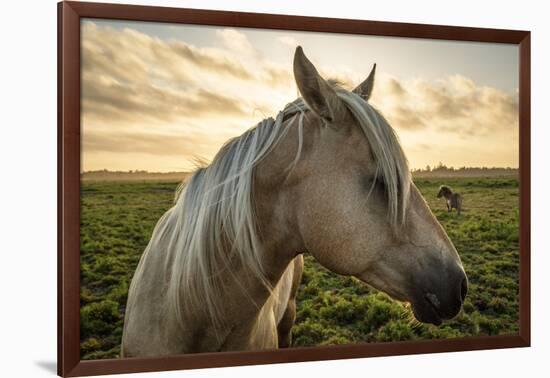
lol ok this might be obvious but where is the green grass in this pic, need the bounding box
[80,177,519,359]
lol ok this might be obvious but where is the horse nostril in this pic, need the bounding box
[460,277,468,303]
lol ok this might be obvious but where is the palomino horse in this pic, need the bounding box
[122,47,468,356]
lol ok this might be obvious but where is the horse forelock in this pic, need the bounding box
[334,89,411,228]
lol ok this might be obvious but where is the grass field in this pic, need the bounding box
[80,176,519,359]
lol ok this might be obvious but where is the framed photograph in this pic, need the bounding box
[58,1,530,376]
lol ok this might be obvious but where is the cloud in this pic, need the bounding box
[82,72,246,124]
[390,106,426,130]
[83,130,202,156]
[262,65,294,88]
[216,28,257,58]
[372,74,518,136]
[82,23,253,84]
[278,36,298,47]
[81,22,296,130]
[168,41,252,80]
[387,78,406,97]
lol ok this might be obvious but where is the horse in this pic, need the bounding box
[437,185,463,215]
[121,46,468,357]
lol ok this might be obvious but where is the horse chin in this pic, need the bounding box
[410,298,443,326]
[355,273,443,326]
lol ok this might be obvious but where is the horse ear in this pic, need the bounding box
[293,46,347,123]
[353,63,376,100]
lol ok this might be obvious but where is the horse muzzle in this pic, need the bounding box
[410,264,468,325]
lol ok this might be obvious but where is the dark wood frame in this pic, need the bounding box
[58,1,531,376]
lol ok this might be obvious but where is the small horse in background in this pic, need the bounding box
[437,185,463,215]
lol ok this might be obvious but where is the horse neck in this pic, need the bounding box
[251,116,309,279]
[197,201,301,338]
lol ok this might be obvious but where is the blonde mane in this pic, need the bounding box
[143,86,411,331]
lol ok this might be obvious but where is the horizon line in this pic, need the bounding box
[81,166,520,175]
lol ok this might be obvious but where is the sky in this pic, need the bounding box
[81,19,519,172]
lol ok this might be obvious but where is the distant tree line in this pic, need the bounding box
[411,162,518,177]
[81,170,190,182]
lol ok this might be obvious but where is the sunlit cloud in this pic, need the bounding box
[278,35,299,47]
[371,74,519,136]
[216,28,258,58]
[82,74,247,124]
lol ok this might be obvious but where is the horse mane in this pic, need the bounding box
[154,84,411,331]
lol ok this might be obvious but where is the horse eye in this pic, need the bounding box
[364,175,385,191]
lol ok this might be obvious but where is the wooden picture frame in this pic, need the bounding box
[58,1,531,376]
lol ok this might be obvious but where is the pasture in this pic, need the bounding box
[79,176,519,359]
